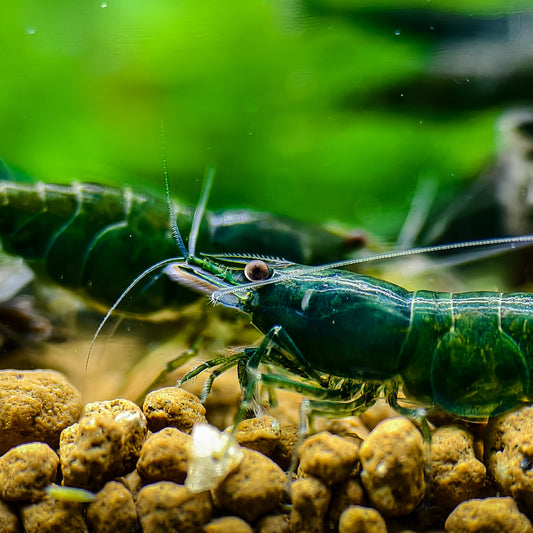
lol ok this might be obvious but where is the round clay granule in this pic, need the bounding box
[20,498,87,533]
[316,416,369,440]
[143,387,206,433]
[136,427,190,484]
[431,425,486,509]
[204,516,253,533]
[136,481,212,533]
[234,415,281,457]
[339,506,387,533]
[60,398,146,491]
[86,481,138,533]
[359,400,397,431]
[60,411,143,491]
[0,443,58,501]
[328,477,366,524]
[0,499,20,532]
[485,406,533,513]
[212,448,286,522]
[271,424,298,471]
[445,497,532,532]
[82,399,147,464]
[0,370,83,454]
[289,477,331,533]
[359,417,425,517]
[256,514,290,533]
[298,431,360,484]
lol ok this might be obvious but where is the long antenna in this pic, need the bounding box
[212,234,533,300]
[161,120,188,258]
[86,256,183,369]
[189,165,216,258]
[87,121,188,369]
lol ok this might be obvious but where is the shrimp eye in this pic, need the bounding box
[244,260,271,282]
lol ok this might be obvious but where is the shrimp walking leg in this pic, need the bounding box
[135,341,203,404]
[233,326,387,434]
[245,325,325,383]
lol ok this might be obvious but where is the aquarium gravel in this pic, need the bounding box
[0,369,533,531]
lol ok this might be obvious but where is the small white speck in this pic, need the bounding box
[101,1,108,7]
[26,28,36,35]
[394,30,401,36]
[376,461,388,477]
[115,410,143,425]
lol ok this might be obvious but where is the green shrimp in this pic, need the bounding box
[0,180,364,315]
[168,236,533,422]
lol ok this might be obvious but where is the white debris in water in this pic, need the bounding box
[0,254,33,301]
[185,423,244,493]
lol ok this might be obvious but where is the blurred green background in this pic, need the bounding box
[2,0,533,240]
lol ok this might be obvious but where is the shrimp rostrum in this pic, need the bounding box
[167,236,533,426]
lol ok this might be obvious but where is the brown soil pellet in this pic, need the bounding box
[234,415,281,457]
[0,369,83,454]
[204,515,254,533]
[136,426,190,484]
[60,415,127,491]
[485,405,533,513]
[82,399,147,465]
[298,431,360,484]
[359,417,425,517]
[0,499,20,532]
[0,442,59,501]
[328,477,366,524]
[60,399,147,491]
[359,400,398,431]
[445,496,533,532]
[431,425,486,509]
[289,476,331,533]
[271,423,298,471]
[316,416,369,440]
[20,498,87,533]
[338,505,387,533]
[256,513,290,533]
[212,448,286,522]
[86,480,138,533]
[142,386,207,433]
[136,481,212,533]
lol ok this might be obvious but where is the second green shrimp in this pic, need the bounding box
[0,180,364,315]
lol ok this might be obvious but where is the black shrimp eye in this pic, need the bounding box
[244,260,271,282]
